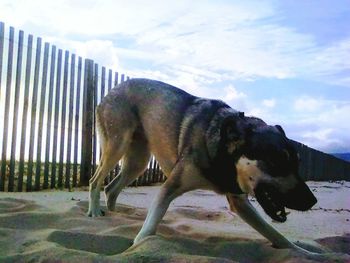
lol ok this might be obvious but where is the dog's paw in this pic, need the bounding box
[133,233,148,245]
[293,240,327,253]
[291,243,350,261]
[87,208,105,217]
[302,251,350,262]
[133,235,142,245]
[106,195,117,211]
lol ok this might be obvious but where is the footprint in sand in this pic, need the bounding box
[0,198,40,213]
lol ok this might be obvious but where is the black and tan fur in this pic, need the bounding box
[88,79,317,253]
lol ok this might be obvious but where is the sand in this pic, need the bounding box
[0,181,349,262]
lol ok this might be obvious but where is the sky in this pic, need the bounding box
[0,0,349,153]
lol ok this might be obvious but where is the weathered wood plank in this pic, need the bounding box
[26,37,42,191]
[114,72,118,87]
[0,27,14,191]
[8,30,24,191]
[58,51,69,188]
[92,63,98,175]
[80,59,94,186]
[18,34,34,192]
[110,71,119,178]
[0,22,4,188]
[101,66,106,101]
[51,49,63,189]
[65,53,76,189]
[72,57,82,187]
[43,45,56,189]
[34,42,50,191]
[108,69,112,92]
[0,22,4,89]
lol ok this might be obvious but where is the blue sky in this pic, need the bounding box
[0,0,349,153]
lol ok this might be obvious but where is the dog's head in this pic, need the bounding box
[222,117,317,222]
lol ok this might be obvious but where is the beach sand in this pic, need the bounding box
[0,181,349,262]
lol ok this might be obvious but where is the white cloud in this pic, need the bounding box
[283,100,350,152]
[294,97,324,112]
[43,37,121,70]
[307,38,350,75]
[302,128,334,141]
[262,99,276,108]
[221,85,247,102]
[300,128,344,153]
[1,0,349,86]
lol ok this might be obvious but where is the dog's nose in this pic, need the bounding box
[283,180,317,211]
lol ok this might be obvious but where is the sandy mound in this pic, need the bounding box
[0,182,349,262]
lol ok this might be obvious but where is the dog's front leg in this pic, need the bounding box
[226,193,316,254]
[226,193,293,248]
[134,165,186,245]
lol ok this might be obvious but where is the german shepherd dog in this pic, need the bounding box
[88,79,317,253]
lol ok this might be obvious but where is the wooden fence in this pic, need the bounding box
[0,22,348,192]
[0,22,165,192]
[293,141,350,181]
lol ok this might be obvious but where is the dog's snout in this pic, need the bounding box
[283,180,317,211]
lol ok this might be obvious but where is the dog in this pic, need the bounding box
[87,78,317,253]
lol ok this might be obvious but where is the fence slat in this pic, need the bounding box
[73,57,82,187]
[0,21,4,98]
[108,69,112,92]
[51,49,63,189]
[0,22,4,188]
[8,30,24,191]
[58,50,69,188]
[43,45,56,189]
[65,53,76,189]
[34,42,49,191]
[26,37,42,191]
[80,59,94,186]
[17,34,33,192]
[0,27,15,191]
[92,63,99,175]
[101,67,106,101]
[114,72,118,87]
[112,71,119,177]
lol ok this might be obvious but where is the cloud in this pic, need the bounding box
[302,128,334,141]
[1,0,349,86]
[283,99,350,152]
[220,85,247,102]
[294,97,323,112]
[262,99,276,108]
[43,37,121,70]
[299,128,345,153]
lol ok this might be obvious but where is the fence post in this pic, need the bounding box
[0,26,14,191]
[80,59,94,186]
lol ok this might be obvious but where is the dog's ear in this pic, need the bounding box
[275,125,286,136]
[220,117,245,154]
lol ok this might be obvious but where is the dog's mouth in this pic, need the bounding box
[254,183,287,223]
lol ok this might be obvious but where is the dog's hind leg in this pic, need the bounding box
[87,135,131,217]
[105,133,151,211]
